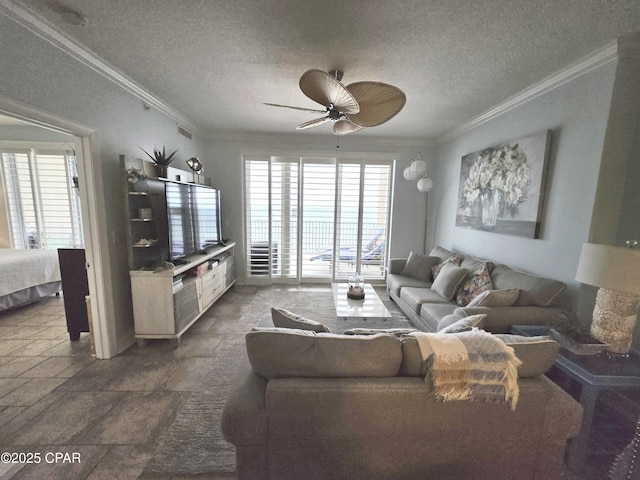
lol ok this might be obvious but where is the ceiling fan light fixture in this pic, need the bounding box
[266,69,405,135]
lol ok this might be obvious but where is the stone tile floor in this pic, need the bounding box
[0,286,635,479]
[0,289,243,480]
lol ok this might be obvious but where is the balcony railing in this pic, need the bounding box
[246,221,386,278]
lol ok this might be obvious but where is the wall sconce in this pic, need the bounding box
[186,157,204,183]
[403,152,433,192]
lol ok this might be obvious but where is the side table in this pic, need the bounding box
[511,325,640,473]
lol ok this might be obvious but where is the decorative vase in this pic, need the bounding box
[480,190,501,227]
[347,272,365,300]
[156,164,169,178]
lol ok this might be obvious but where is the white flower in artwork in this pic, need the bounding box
[461,143,531,217]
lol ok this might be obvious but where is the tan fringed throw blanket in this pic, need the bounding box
[410,330,522,410]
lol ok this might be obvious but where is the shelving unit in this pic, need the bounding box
[124,163,169,270]
[129,242,236,346]
[122,154,235,346]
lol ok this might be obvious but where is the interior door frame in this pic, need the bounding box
[0,94,116,359]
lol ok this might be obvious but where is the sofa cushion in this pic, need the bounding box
[438,313,486,333]
[431,254,464,279]
[246,328,402,379]
[401,287,450,314]
[491,264,565,307]
[428,245,456,262]
[271,307,332,333]
[386,273,431,296]
[455,263,493,306]
[467,288,520,307]
[399,252,439,283]
[431,263,468,300]
[400,334,558,378]
[460,255,494,273]
[494,334,560,377]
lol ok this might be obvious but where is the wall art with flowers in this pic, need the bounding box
[455,130,552,239]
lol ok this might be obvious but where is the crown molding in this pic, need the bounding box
[0,92,95,136]
[0,0,200,136]
[436,41,619,145]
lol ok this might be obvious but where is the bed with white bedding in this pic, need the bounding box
[0,248,62,311]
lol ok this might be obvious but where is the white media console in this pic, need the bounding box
[129,242,236,346]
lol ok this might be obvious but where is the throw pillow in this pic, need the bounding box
[271,307,332,333]
[431,254,463,280]
[438,313,486,333]
[399,252,439,282]
[466,288,520,307]
[431,263,468,300]
[455,263,493,306]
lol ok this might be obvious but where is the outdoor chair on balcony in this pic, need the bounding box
[310,226,385,263]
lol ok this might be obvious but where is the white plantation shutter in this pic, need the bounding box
[1,147,83,249]
[301,160,336,278]
[244,155,392,282]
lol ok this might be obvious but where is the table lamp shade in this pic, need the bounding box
[575,243,640,354]
[575,243,640,295]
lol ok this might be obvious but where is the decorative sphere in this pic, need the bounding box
[417,177,434,192]
[403,167,417,181]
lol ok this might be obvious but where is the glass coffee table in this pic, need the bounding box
[331,283,392,322]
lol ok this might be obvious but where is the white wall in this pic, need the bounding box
[428,61,617,311]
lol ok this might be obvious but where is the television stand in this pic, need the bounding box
[130,242,236,347]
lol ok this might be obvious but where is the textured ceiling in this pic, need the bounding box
[9,0,640,141]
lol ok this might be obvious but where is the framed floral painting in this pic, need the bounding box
[455,130,552,238]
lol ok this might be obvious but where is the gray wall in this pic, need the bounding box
[427,60,617,312]
[203,138,431,279]
[429,35,640,350]
[0,14,207,354]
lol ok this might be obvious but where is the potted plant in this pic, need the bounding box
[139,146,178,178]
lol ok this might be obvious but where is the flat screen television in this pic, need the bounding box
[165,181,223,262]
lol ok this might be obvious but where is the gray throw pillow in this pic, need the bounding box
[271,307,331,333]
[437,313,486,333]
[399,252,439,282]
[431,263,468,300]
[467,288,520,307]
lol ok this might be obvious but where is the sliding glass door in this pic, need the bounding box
[244,154,393,283]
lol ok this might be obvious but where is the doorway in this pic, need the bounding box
[0,96,113,359]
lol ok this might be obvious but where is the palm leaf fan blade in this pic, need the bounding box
[346,82,406,127]
[299,69,359,114]
[296,116,330,130]
[333,119,364,136]
[263,103,326,114]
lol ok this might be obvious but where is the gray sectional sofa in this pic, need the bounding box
[222,327,582,480]
[387,246,573,333]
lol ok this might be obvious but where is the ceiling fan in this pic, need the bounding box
[265,69,406,136]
